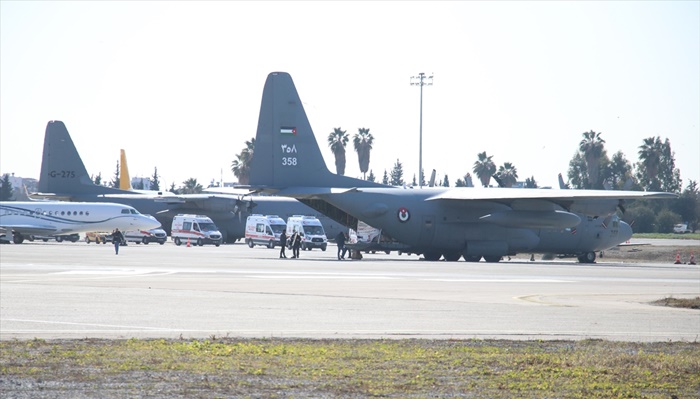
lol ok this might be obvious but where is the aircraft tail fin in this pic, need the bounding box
[119,149,133,190]
[248,72,385,190]
[37,121,125,197]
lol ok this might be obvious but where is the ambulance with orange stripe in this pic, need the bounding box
[170,214,222,247]
[245,214,287,249]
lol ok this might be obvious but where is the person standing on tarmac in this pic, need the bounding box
[279,230,287,258]
[291,230,302,259]
[336,231,347,260]
[112,228,125,255]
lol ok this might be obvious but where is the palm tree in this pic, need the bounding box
[353,127,374,179]
[496,162,518,187]
[327,127,348,175]
[637,136,662,187]
[473,151,496,187]
[579,130,606,189]
[181,178,203,194]
[231,137,255,184]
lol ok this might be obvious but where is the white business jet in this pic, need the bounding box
[0,201,161,244]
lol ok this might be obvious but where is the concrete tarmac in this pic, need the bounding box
[1,241,698,342]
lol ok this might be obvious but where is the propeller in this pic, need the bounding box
[231,196,258,222]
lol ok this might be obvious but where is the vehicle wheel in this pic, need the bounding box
[70,236,78,242]
[464,255,481,262]
[197,238,203,246]
[247,239,254,248]
[321,245,327,252]
[423,251,442,261]
[13,234,24,244]
[268,240,275,249]
[55,236,63,243]
[142,237,149,244]
[398,251,403,256]
[159,241,165,245]
[28,236,35,242]
[174,237,181,246]
[86,237,91,244]
[483,255,501,263]
[42,238,49,242]
[215,241,221,247]
[384,250,391,255]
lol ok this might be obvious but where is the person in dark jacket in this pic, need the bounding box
[336,231,347,260]
[112,228,125,255]
[291,231,302,258]
[279,230,287,258]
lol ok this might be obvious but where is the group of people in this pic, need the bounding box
[278,230,349,260]
[278,229,303,259]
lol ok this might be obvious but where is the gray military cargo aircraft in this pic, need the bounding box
[246,72,677,263]
[31,120,344,243]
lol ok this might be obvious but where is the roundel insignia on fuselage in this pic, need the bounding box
[397,207,410,223]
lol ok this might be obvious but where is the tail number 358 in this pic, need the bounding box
[282,157,297,166]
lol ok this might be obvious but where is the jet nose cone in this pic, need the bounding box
[619,220,633,243]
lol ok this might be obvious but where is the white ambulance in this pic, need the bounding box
[245,214,287,249]
[171,214,222,247]
[286,215,327,251]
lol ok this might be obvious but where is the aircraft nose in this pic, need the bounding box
[619,220,633,243]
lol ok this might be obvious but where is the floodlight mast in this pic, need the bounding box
[410,72,433,188]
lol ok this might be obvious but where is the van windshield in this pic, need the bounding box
[271,225,286,234]
[199,222,218,232]
[303,225,325,235]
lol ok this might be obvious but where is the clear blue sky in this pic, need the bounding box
[1,1,698,190]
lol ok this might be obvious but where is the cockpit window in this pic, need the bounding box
[130,209,138,214]
[121,209,130,214]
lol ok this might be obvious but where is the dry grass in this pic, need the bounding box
[651,297,700,310]
[2,338,699,398]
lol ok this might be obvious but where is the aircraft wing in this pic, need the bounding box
[427,188,677,219]
[427,188,677,201]
[0,224,58,236]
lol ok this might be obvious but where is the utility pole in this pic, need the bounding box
[410,72,433,188]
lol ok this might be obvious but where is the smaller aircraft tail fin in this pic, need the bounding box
[119,149,133,190]
[558,173,570,189]
[37,121,126,197]
[248,72,385,190]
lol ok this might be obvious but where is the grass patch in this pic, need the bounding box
[633,232,700,240]
[652,297,700,310]
[2,338,699,398]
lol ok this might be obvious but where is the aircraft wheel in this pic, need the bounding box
[443,251,461,262]
[385,250,390,255]
[483,255,501,263]
[13,233,24,244]
[42,238,49,242]
[86,237,91,244]
[578,252,596,263]
[28,236,35,242]
[197,238,203,246]
[423,251,442,261]
[174,237,181,246]
[247,239,254,248]
[55,236,63,243]
[464,255,481,262]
